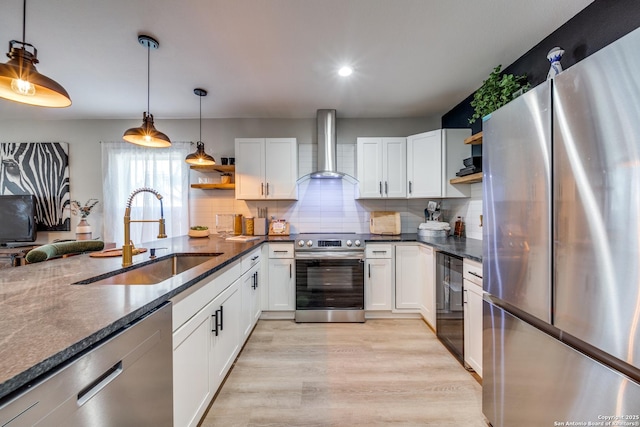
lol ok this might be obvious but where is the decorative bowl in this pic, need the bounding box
[188,228,210,238]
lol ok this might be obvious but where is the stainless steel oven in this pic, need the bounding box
[295,235,365,323]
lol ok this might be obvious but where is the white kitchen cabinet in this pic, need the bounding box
[171,298,215,427]
[267,243,295,311]
[463,258,483,377]
[210,279,242,390]
[420,245,436,329]
[406,129,471,198]
[171,261,242,427]
[395,244,421,310]
[357,137,406,198]
[235,138,298,200]
[365,244,393,310]
[240,248,262,341]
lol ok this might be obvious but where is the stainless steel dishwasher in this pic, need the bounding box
[0,302,173,426]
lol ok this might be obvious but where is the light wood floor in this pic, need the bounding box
[201,319,487,426]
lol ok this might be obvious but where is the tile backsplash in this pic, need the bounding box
[190,178,483,239]
[189,143,483,239]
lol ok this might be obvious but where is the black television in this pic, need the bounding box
[0,195,37,247]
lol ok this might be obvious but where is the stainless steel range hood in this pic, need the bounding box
[311,109,343,178]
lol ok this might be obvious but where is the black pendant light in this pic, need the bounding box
[123,35,171,148]
[185,88,216,166]
[0,0,71,107]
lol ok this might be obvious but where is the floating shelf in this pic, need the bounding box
[450,172,483,184]
[464,132,483,145]
[190,183,235,190]
[190,165,235,173]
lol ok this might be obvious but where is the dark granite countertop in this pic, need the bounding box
[0,232,480,401]
[0,235,267,402]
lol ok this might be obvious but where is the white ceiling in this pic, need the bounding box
[0,0,593,121]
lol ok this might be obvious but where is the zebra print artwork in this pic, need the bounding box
[0,142,70,231]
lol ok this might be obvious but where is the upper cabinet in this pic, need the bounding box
[356,137,407,198]
[235,138,298,200]
[407,129,472,198]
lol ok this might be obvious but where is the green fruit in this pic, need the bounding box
[190,226,208,231]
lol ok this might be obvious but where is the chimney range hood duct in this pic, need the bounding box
[311,109,343,178]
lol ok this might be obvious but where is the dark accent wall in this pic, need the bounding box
[442,0,640,141]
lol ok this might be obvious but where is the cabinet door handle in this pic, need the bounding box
[468,271,483,279]
[255,271,259,289]
[385,181,388,195]
[261,183,264,195]
[463,289,468,304]
[379,181,382,196]
[274,250,289,254]
[251,255,259,261]
[368,264,371,278]
[373,250,387,254]
[212,311,219,336]
[409,181,412,194]
[266,183,270,196]
[219,305,224,331]
[289,263,292,278]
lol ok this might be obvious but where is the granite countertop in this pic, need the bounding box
[0,232,479,402]
[0,235,269,401]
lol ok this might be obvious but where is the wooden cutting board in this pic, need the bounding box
[370,211,401,235]
[89,248,147,258]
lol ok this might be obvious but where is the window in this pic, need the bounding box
[101,141,190,246]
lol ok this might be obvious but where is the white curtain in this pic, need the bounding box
[101,141,191,246]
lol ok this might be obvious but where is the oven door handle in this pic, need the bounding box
[295,251,365,260]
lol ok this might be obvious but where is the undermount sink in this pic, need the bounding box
[75,253,223,286]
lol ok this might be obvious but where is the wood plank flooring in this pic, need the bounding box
[201,319,487,426]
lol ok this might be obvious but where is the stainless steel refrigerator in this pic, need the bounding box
[483,27,640,426]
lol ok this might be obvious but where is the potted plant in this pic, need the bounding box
[469,65,530,124]
[70,199,99,240]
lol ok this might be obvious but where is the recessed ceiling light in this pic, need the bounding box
[338,66,353,77]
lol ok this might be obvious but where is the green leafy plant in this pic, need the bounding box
[190,225,208,231]
[469,65,530,124]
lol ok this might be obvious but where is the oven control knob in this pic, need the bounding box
[298,240,305,247]
[346,240,353,247]
[354,240,361,247]
[306,240,313,247]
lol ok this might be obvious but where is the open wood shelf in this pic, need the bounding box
[464,132,483,145]
[190,183,235,190]
[450,172,483,184]
[190,165,235,173]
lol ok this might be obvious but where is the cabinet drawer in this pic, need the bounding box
[463,258,483,286]
[241,248,262,272]
[268,243,294,258]
[365,245,393,259]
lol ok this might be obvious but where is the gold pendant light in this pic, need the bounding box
[123,35,171,148]
[185,88,216,165]
[0,0,71,107]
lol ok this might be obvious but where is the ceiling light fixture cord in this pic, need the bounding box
[199,91,202,141]
[22,0,26,42]
[146,41,150,115]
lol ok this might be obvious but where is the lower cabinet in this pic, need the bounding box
[171,249,261,427]
[420,245,436,329]
[267,243,295,311]
[463,258,483,377]
[241,262,261,340]
[364,244,393,310]
[173,297,217,427]
[395,244,422,310]
[210,282,242,388]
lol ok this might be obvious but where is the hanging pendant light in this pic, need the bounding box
[185,88,216,165]
[0,0,71,107]
[123,35,171,148]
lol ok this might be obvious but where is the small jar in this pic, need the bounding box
[233,214,243,235]
[454,216,465,237]
[245,217,254,235]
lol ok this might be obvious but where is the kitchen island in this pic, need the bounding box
[0,233,480,403]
